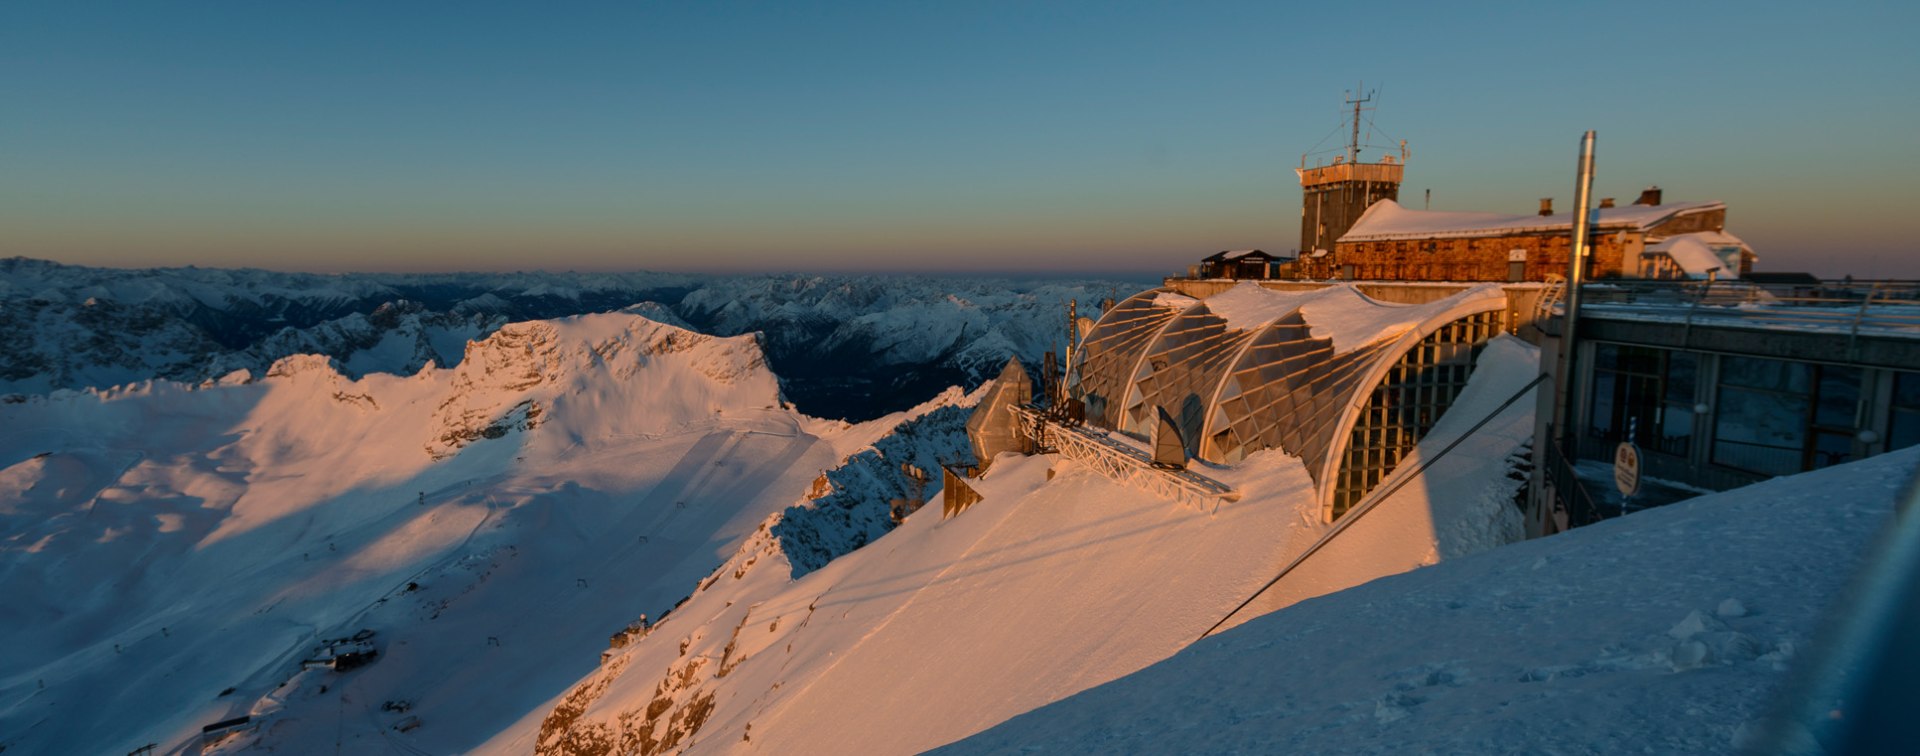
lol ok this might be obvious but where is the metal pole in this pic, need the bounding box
[1064,299,1077,406]
[1554,131,1597,452]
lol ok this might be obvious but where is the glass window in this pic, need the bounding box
[1587,344,1685,455]
[1721,356,1811,393]
[1712,356,1813,476]
[1815,367,1861,428]
[1714,385,1810,475]
[1812,431,1855,469]
[1895,371,1920,407]
[1590,371,1618,439]
[1890,372,1920,452]
[1658,352,1700,456]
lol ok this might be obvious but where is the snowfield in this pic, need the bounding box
[0,313,974,755]
[939,447,1919,755]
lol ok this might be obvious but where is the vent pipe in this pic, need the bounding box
[1555,131,1598,456]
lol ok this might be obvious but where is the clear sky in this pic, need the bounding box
[3,1,1915,277]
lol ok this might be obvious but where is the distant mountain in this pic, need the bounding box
[0,257,1144,420]
[0,311,981,755]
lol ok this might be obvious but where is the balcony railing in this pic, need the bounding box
[1570,279,1920,336]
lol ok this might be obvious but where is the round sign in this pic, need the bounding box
[1613,442,1641,497]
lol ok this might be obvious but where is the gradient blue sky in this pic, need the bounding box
[3,1,1915,276]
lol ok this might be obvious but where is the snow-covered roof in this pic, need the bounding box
[1202,281,1506,354]
[1203,249,1277,263]
[1645,231,1751,278]
[1338,199,1726,243]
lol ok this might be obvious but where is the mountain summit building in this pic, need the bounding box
[1303,187,1756,282]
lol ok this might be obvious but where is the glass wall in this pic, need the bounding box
[1810,366,1862,469]
[1587,344,1697,457]
[1330,311,1500,519]
[1709,358,1863,475]
[1711,356,1811,475]
[1890,372,1920,452]
[1578,344,1912,491]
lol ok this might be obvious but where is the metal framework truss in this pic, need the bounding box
[1012,405,1239,513]
[1072,283,1509,520]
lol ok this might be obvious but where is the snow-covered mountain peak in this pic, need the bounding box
[427,313,782,459]
[262,353,346,382]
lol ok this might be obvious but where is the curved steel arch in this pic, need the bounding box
[1312,287,1509,520]
[1072,288,1187,428]
[1071,283,1510,523]
[1117,302,1255,444]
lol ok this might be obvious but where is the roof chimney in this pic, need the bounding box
[1539,198,1554,216]
[1634,186,1662,206]
[1599,197,1616,209]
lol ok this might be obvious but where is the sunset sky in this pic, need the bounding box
[3,1,1915,277]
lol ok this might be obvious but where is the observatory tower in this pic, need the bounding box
[1297,88,1407,256]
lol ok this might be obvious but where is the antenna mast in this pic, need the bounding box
[1345,83,1374,164]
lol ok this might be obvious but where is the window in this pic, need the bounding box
[1890,372,1920,452]
[1331,311,1500,519]
[1587,344,1696,458]
[1710,358,1861,475]
[1712,357,1811,475]
[1810,367,1862,469]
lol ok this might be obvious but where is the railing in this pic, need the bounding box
[1542,436,1607,529]
[1565,279,1920,336]
[1010,405,1239,512]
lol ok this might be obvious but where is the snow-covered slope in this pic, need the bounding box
[939,446,1920,755]
[0,312,973,755]
[514,338,1542,755]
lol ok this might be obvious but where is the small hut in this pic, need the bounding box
[1193,249,1288,280]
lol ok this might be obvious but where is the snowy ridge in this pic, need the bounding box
[770,384,986,578]
[0,312,844,755]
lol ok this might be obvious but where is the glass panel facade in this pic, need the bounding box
[1330,311,1501,519]
[1815,367,1861,428]
[1075,290,1185,428]
[1712,357,1812,476]
[1890,372,1920,452]
[1586,344,1696,457]
[1660,352,1699,455]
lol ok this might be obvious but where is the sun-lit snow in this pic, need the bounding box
[514,337,1540,755]
[0,312,970,755]
[8,268,1883,756]
[939,446,1919,755]
[1201,281,1507,353]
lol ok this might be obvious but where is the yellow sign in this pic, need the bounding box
[1613,442,1641,497]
